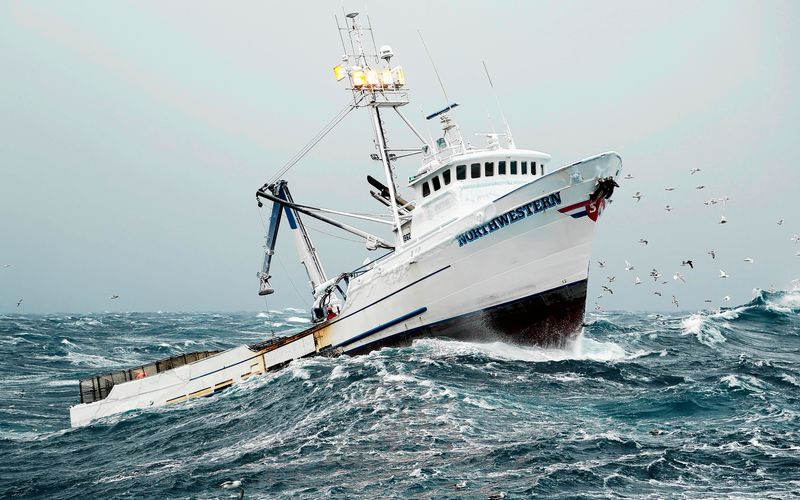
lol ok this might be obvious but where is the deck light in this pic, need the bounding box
[380,68,394,87]
[365,68,380,87]
[333,64,347,81]
[391,66,405,87]
[350,68,366,87]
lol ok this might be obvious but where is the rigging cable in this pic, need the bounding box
[267,98,361,185]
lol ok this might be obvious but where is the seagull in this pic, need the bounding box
[723,295,731,302]
[650,269,662,281]
[625,260,635,271]
[672,295,679,308]
[704,198,717,206]
[16,298,23,308]
[673,272,686,283]
[681,260,694,269]
[708,250,716,259]
[791,234,800,244]
[623,173,634,180]
[695,185,705,190]
[690,168,701,175]
[632,192,642,202]
[777,219,783,226]
[665,205,673,212]
[110,294,119,300]
[635,276,642,285]
[639,239,649,245]
[654,291,662,296]
[601,286,614,295]
[719,269,729,279]
[597,261,607,268]
[221,481,242,490]
[2,264,10,268]
[595,303,603,311]
[719,215,727,224]
[743,258,754,263]
[596,294,605,299]
[607,276,616,283]
[704,299,713,303]
[664,187,675,191]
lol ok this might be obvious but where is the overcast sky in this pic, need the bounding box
[1,1,798,313]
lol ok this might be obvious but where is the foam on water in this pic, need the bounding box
[0,292,798,498]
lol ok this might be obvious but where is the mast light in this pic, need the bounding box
[333,64,346,82]
[391,66,406,87]
[350,68,366,87]
[365,69,380,86]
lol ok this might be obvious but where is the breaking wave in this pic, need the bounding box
[0,289,798,498]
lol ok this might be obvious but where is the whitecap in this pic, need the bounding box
[286,316,310,324]
[681,314,725,346]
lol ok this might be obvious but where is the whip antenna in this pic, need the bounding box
[418,30,450,104]
[482,60,514,148]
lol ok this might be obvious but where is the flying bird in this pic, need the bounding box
[719,215,727,224]
[719,269,729,279]
[623,173,634,180]
[597,261,607,268]
[625,260,635,271]
[221,481,242,490]
[690,168,701,175]
[673,272,686,283]
[16,298,23,308]
[607,275,616,283]
[777,219,783,226]
[681,260,694,269]
[708,250,716,259]
[704,299,713,303]
[632,192,642,202]
[639,239,649,245]
[601,286,614,295]
[791,234,800,244]
[2,264,10,268]
[695,185,705,190]
[672,295,679,308]
[650,269,662,281]
[110,294,119,300]
[664,187,675,191]
[635,276,642,285]
[723,295,731,302]
[665,205,673,212]
[654,291,662,296]
[743,258,754,263]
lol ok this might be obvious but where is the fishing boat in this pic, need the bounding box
[70,13,621,427]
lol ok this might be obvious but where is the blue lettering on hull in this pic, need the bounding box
[456,191,562,247]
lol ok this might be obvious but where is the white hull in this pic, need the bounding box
[70,152,621,427]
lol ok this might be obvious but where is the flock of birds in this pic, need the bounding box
[594,167,799,311]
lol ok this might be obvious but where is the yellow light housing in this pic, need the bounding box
[333,64,346,82]
[365,69,380,87]
[350,68,366,88]
[380,68,393,87]
[391,66,405,87]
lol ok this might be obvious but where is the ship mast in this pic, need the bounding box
[335,12,426,246]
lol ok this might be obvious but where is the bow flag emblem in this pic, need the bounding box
[558,198,606,222]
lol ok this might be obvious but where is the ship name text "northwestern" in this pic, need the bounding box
[456,191,562,247]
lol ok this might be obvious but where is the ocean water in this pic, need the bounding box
[1,291,799,499]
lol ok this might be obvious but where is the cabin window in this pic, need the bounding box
[510,161,517,174]
[456,164,466,180]
[532,161,537,174]
[521,161,527,175]
[541,164,545,175]
[471,163,481,178]
[485,162,494,177]
[498,161,506,175]
[432,176,441,191]
[442,169,451,185]
[422,182,430,197]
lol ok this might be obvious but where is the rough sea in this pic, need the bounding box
[1,290,799,499]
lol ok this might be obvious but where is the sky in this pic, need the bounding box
[1,0,798,313]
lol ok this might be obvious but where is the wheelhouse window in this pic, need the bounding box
[510,161,517,174]
[422,182,430,197]
[521,161,528,175]
[470,163,481,178]
[456,165,466,180]
[442,169,451,185]
[432,176,441,191]
[532,161,537,175]
[485,162,494,177]
[498,161,506,175]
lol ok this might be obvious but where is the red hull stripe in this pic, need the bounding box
[558,199,591,213]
